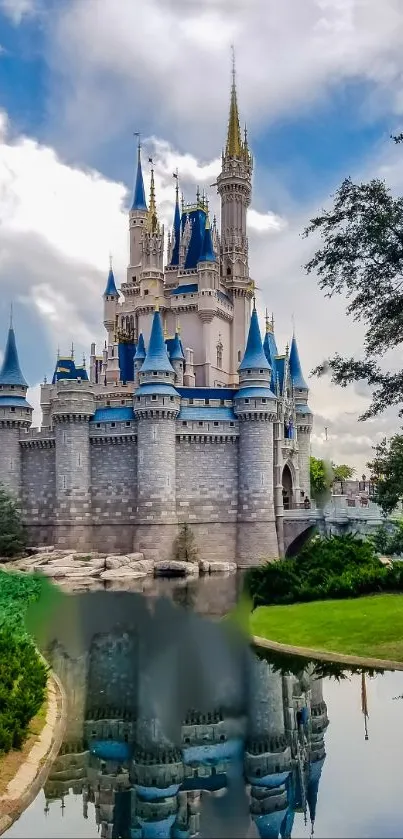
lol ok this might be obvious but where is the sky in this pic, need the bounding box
[1,0,403,474]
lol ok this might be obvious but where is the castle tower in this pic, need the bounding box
[289,334,312,500]
[140,164,165,308]
[134,308,180,559]
[166,174,181,274]
[197,214,219,385]
[51,376,95,549]
[169,331,185,386]
[264,313,286,555]
[234,305,279,565]
[0,317,32,498]
[133,333,146,386]
[103,258,120,349]
[245,657,292,839]
[217,52,253,382]
[127,141,148,285]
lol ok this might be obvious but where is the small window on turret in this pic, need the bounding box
[259,370,263,374]
[10,385,14,389]
[230,422,235,427]
[262,398,267,403]
[244,398,249,404]
[11,407,15,412]
[125,422,131,427]
[238,351,241,362]
[110,422,116,428]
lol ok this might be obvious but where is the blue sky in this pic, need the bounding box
[1,0,403,470]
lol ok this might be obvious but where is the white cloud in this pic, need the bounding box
[42,0,403,160]
[0,0,35,25]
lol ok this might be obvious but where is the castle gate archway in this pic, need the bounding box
[282,464,293,511]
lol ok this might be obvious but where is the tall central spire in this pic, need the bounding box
[131,137,147,212]
[225,46,242,159]
[147,164,158,233]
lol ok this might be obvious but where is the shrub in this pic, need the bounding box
[172,523,199,563]
[0,629,47,755]
[0,484,25,559]
[245,533,403,607]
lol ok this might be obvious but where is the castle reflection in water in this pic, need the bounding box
[42,605,329,839]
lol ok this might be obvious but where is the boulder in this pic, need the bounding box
[208,561,237,574]
[124,552,145,563]
[45,554,78,567]
[105,557,124,570]
[100,568,149,581]
[154,560,199,578]
[127,559,154,575]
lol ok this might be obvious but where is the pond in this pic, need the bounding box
[3,573,403,839]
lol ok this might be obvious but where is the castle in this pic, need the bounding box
[40,591,329,838]
[0,65,312,566]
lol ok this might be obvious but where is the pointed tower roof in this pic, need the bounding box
[103,263,119,297]
[169,331,185,361]
[0,322,28,387]
[225,48,242,159]
[198,215,216,263]
[134,333,146,361]
[289,334,308,389]
[131,142,147,212]
[239,306,270,371]
[141,310,175,373]
[170,177,181,267]
[147,165,158,233]
[307,757,326,827]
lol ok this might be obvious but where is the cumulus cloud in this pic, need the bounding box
[0,0,36,25]
[41,0,403,160]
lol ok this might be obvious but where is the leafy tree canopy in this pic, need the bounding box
[0,484,25,559]
[310,457,355,500]
[367,434,403,515]
[303,171,403,419]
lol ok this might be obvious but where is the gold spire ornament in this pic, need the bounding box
[226,45,242,159]
[147,164,158,233]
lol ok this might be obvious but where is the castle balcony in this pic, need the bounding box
[324,495,384,523]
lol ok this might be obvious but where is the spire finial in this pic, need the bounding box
[147,157,158,233]
[71,342,74,360]
[9,302,13,328]
[109,253,113,270]
[176,317,181,335]
[82,353,86,368]
[265,308,270,333]
[226,45,242,159]
[252,294,256,310]
[57,346,60,360]
[271,312,275,331]
[292,311,295,336]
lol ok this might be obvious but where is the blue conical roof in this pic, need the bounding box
[103,267,119,297]
[170,331,185,361]
[134,333,146,360]
[130,146,147,212]
[239,307,270,371]
[307,756,325,825]
[141,310,175,373]
[169,186,181,267]
[0,326,28,387]
[289,334,308,389]
[198,217,216,263]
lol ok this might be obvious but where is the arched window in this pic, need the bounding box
[216,338,223,369]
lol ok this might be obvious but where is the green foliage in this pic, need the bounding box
[332,463,355,481]
[0,484,25,559]
[310,456,333,501]
[244,533,403,608]
[172,523,199,563]
[370,520,403,556]
[303,173,403,419]
[367,434,403,515]
[0,629,47,754]
[0,570,47,755]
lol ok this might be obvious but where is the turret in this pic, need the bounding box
[127,141,148,284]
[197,215,218,289]
[103,258,120,347]
[290,333,312,501]
[169,331,185,386]
[140,164,165,307]
[134,309,180,560]
[167,175,181,269]
[133,333,146,386]
[217,51,253,381]
[0,317,32,497]
[50,375,95,550]
[234,305,278,565]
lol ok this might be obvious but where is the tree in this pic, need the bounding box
[0,484,25,559]
[172,523,198,564]
[332,463,355,482]
[310,456,333,501]
[302,168,403,419]
[367,434,403,515]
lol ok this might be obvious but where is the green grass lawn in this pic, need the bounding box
[250,593,403,662]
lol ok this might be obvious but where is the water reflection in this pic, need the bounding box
[28,591,329,839]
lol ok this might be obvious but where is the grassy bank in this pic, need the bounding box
[250,594,403,662]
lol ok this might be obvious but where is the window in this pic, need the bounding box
[96,423,101,428]
[125,421,131,427]
[62,475,66,489]
[213,421,219,426]
[182,421,187,426]
[237,350,241,362]
[11,407,15,412]
[153,371,158,376]
[244,398,249,404]
[216,340,223,369]
[151,395,157,401]
[198,421,203,426]
[111,422,116,428]
[106,400,110,406]
[262,398,267,403]
[121,400,125,405]
[170,396,174,401]
[205,399,210,405]
[144,289,149,295]
[230,422,235,427]
[78,453,81,467]
[259,369,263,374]
[189,398,194,405]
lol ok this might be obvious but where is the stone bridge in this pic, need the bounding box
[283,495,390,557]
